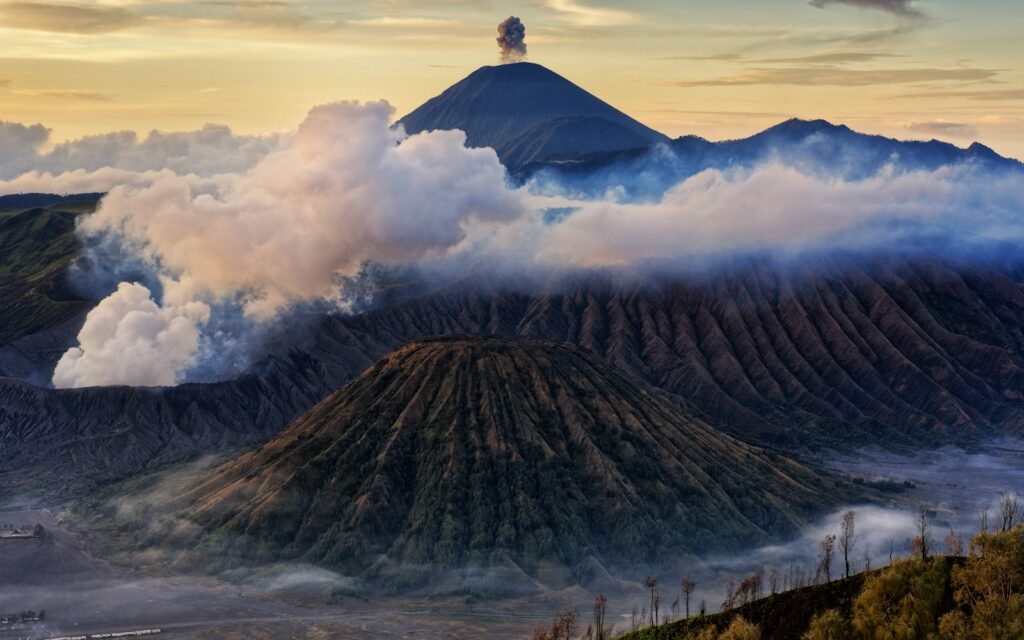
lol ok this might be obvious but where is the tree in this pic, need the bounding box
[531,607,580,640]
[942,526,1024,639]
[915,504,932,561]
[840,510,856,578]
[644,576,658,626]
[719,616,761,640]
[682,575,696,618]
[852,558,948,639]
[803,609,851,640]
[945,529,964,557]
[819,534,837,584]
[999,492,1020,532]
[592,594,611,640]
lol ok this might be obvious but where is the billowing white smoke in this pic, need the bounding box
[52,282,210,388]
[51,100,524,387]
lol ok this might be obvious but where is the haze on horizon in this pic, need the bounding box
[1,0,1022,158]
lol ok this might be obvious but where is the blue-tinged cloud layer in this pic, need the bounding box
[521,118,1020,203]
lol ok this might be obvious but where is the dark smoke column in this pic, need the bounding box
[497,16,527,63]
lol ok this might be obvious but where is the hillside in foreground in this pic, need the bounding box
[568,523,1024,640]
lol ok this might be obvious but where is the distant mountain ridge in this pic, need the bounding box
[397,61,1020,182]
[518,116,1022,198]
[398,62,667,168]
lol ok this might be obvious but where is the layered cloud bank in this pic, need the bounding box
[0,120,281,181]
[525,162,1022,268]
[0,101,1022,387]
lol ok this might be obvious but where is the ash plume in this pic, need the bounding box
[497,16,527,63]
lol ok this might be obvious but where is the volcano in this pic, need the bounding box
[166,337,846,590]
[398,62,668,168]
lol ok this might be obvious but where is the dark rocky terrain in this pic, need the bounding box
[0,358,336,500]
[313,257,1024,449]
[5,253,1024,498]
[134,337,847,591]
[0,199,94,381]
[398,62,667,167]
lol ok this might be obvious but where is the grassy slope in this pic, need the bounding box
[0,200,94,346]
[622,558,959,640]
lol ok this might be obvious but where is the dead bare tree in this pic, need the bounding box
[999,492,1020,531]
[819,534,836,584]
[644,576,658,627]
[840,510,856,578]
[592,594,610,640]
[630,604,640,634]
[681,576,696,619]
[979,507,990,534]
[945,529,964,557]
[530,607,579,640]
[722,578,736,611]
[914,504,931,560]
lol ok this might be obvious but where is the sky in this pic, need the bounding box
[1,0,1023,158]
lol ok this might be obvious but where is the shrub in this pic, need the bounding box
[851,558,949,640]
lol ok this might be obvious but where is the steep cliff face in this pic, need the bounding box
[0,350,354,499]
[159,337,846,587]
[0,199,101,382]
[315,258,1024,449]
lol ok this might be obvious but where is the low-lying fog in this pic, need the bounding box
[670,438,1024,620]
[2,438,1022,639]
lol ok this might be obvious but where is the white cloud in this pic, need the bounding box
[540,0,638,26]
[0,121,283,183]
[510,162,1024,269]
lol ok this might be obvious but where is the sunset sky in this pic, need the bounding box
[3,0,1023,157]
